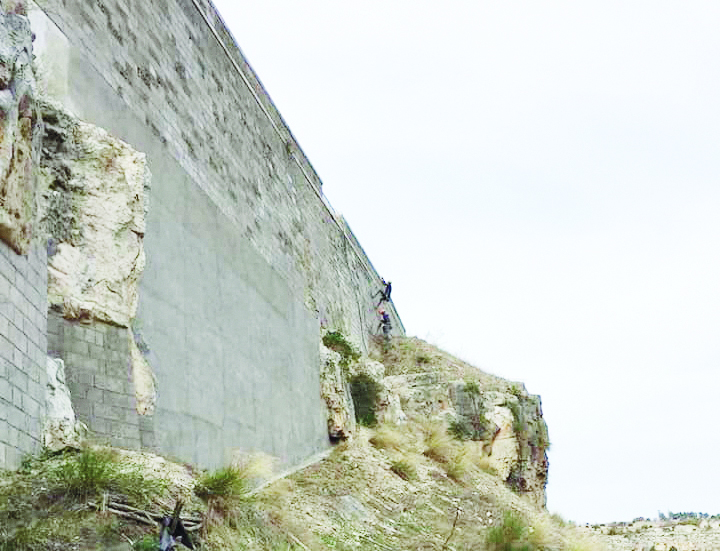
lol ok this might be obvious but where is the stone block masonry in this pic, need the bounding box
[27,0,404,471]
[47,311,143,451]
[32,0,403,344]
[0,239,47,469]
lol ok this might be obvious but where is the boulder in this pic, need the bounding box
[43,356,86,451]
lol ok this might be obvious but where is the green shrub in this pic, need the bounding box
[449,416,476,440]
[322,331,360,369]
[195,466,248,503]
[349,374,381,427]
[464,379,481,397]
[486,511,537,551]
[48,447,164,505]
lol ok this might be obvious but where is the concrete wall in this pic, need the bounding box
[32,0,403,340]
[26,0,403,469]
[0,240,47,468]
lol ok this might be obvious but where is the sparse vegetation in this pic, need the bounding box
[348,373,381,427]
[369,424,405,451]
[487,510,537,551]
[0,336,618,551]
[195,465,249,503]
[390,458,418,481]
[48,446,166,505]
[322,331,360,370]
[449,379,493,442]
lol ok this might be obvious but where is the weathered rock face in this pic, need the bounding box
[43,356,86,451]
[320,344,356,441]
[37,99,150,326]
[348,357,407,426]
[450,382,549,507]
[128,328,156,415]
[371,336,550,508]
[0,11,43,254]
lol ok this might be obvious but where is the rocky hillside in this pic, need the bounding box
[585,518,720,551]
[321,334,550,508]
[0,334,610,550]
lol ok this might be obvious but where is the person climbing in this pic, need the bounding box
[376,307,392,336]
[375,279,392,306]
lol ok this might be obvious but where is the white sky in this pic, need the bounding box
[209,0,720,524]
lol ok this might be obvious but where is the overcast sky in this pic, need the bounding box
[209,0,720,524]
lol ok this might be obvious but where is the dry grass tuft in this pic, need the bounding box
[369,424,406,451]
[388,453,420,481]
[421,421,456,464]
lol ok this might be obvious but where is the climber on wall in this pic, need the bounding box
[376,307,392,337]
[375,279,392,306]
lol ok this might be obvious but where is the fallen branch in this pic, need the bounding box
[88,500,203,531]
[441,505,461,551]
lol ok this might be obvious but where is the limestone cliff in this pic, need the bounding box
[36,99,150,328]
[319,334,550,507]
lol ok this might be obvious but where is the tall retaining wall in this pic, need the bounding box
[20,0,405,470]
[0,240,47,468]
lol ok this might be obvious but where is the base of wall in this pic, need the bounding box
[47,310,153,450]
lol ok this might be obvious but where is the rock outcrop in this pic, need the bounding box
[37,99,150,327]
[319,343,356,442]
[43,356,86,451]
[319,334,549,507]
[0,10,43,254]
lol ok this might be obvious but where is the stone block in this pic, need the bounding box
[94,376,126,394]
[27,379,44,404]
[140,429,155,448]
[9,367,28,392]
[88,344,104,359]
[0,336,12,362]
[109,421,139,441]
[11,386,22,409]
[0,378,11,402]
[7,406,24,431]
[94,402,127,422]
[5,446,19,469]
[72,398,93,418]
[0,316,7,341]
[0,264,10,295]
[104,359,127,378]
[85,387,103,402]
[102,390,131,408]
[8,322,26,354]
[17,431,34,454]
[70,340,89,356]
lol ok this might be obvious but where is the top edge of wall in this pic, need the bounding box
[194,0,324,193]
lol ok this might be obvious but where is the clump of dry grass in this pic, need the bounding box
[444,447,475,482]
[421,421,456,464]
[369,424,406,451]
[389,457,419,481]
